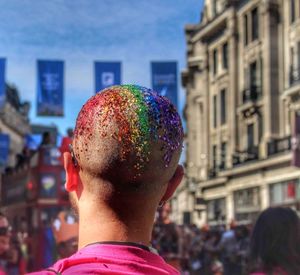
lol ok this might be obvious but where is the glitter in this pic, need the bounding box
[74,84,183,172]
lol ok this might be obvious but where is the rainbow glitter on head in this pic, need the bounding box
[74,85,183,172]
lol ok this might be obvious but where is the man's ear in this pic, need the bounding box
[160,165,184,203]
[64,152,81,192]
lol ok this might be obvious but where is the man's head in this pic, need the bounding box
[41,131,51,145]
[67,128,73,138]
[64,85,184,213]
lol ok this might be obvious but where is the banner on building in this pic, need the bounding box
[151,61,178,108]
[292,112,300,167]
[0,134,10,166]
[0,58,6,109]
[95,62,121,93]
[37,60,64,116]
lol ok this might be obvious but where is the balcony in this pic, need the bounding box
[242,86,262,104]
[208,167,217,179]
[290,66,300,86]
[218,162,226,171]
[207,163,226,179]
[267,136,291,156]
[201,0,229,25]
[232,146,259,166]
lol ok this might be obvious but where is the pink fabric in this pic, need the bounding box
[27,244,179,274]
[251,269,287,275]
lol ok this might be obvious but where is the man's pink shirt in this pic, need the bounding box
[28,243,179,274]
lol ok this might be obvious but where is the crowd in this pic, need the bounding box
[152,222,250,275]
[0,207,299,274]
[0,213,28,275]
[152,207,300,275]
[0,86,300,274]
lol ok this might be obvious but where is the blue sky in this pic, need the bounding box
[0,0,203,135]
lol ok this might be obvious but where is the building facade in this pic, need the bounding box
[174,0,300,226]
[0,84,31,167]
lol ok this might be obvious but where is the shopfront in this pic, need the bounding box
[206,197,226,227]
[234,187,260,224]
[269,178,300,211]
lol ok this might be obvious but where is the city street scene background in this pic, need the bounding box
[0,0,299,274]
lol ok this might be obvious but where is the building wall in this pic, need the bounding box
[0,102,30,167]
[174,0,300,226]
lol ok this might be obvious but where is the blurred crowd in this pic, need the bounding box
[0,207,299,275]
[0,213,28,275]
[0,208,251,275]
[152,222,250,275]
[0,205,249,275]
[0,210,78,275]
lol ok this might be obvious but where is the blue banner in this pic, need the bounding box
[37,60,64,116]
[0,59,6,109]
[151,61,178,108]
[95,62,121,93]
[0,134,9,166]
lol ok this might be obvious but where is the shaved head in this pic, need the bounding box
[73,85,183,195]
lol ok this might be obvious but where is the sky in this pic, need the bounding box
[0,0,203,135]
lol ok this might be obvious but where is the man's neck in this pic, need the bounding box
[77,199,155,249]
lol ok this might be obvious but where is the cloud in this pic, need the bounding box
[0,0,201,51]
[0,0,202,132]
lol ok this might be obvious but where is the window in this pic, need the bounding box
[207,198,226,221]
[298,42,300,69]
[250,61,258,89]
[245,60,261,101]
[207,200,215,221]
[290,47,296,85]
[258,116,263,142]
[183,212,191,225]
[244,67,250,90]
[295,111,300,135]
[220,89,226,125]
[213,49,218,75]
[220,142,227,169]
[234,187,260,209]
[247,124,254,151]
[290,0,295,24]
[270,179,300,205]
[244,14,248,45]
[212,145,217,169]
[259,57,263,93]
[222,42,228,69]
[291,47,295,69]
[213,0,217,17]
[251,7,259,41]
[213,95,217,128]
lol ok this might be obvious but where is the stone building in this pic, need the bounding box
[0,84,31,167]
[173,0,300,226]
